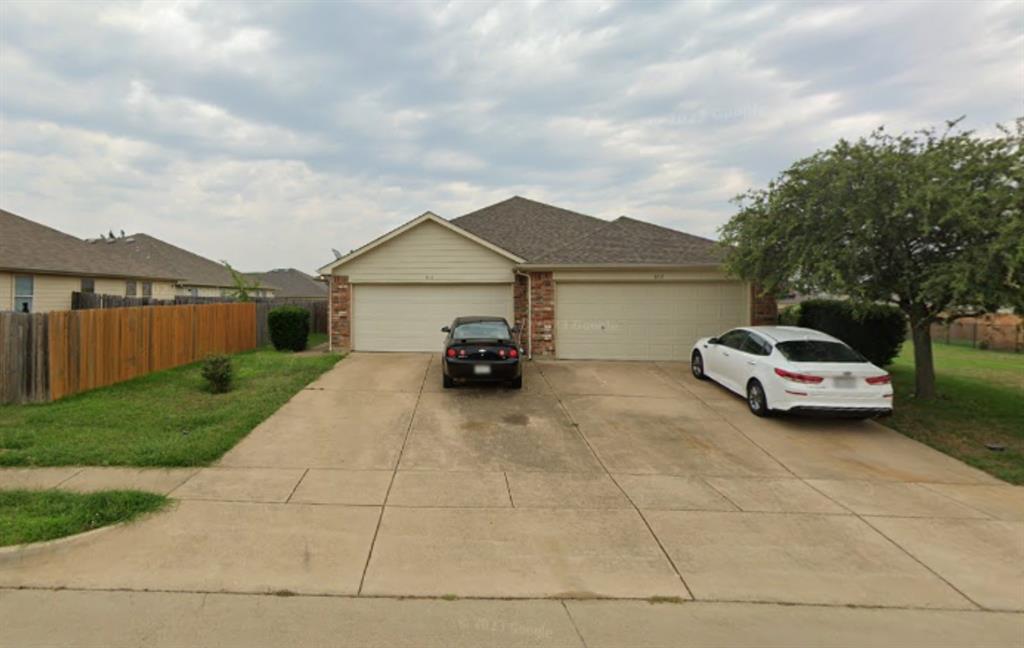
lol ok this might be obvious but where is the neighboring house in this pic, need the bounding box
[243,268,327,299]
[318,196,777,360]
[0,209,180,313]
[103,234,275,298]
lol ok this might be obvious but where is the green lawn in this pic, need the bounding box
[0,490,167,546]
[0,347,341,467]
[307,332,328,348]
[884,342,1023,484]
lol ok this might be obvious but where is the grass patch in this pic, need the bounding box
[307,332,328,349]
[884,343,1023,484]
[0,348,341,467]
[0,489,167,546]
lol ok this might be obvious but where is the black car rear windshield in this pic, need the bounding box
[776,340,865,363]
[452,321,511,340]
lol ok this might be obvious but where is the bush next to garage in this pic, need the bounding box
[267,306,310,352]
[794,299,906,366]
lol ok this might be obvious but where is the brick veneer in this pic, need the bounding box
[750,284,778,325]
[529,271,556,357]
[513,273,529,350]
[329,274,351,351]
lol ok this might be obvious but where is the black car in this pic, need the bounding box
[441,316,523,389]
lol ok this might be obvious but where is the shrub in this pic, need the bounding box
[795,299,906,366]
[778,305,801,326]
[268,306,310,352]
[201,354,233,394]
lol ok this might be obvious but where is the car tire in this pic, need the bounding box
[691,351,707,380]
[443,374,454,389]
[509,376,523,390]
[746,379,770,417]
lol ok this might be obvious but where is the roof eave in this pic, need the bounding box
[515,262,727,271]
[0,266,184,282]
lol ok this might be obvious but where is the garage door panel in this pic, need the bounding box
[557,281,748,361]
[353,284,512,352]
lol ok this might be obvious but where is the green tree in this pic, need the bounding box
[720,118,1022,400]
[222,261,264,302]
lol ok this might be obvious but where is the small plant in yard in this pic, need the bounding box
[268,306,310,352]
[201,354,234,393]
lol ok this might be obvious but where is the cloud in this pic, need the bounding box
[1,0,1020,273]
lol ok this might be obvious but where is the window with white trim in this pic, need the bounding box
[14,275,33,313]
[126,280,137,297]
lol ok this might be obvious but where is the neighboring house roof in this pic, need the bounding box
[244,268,327,298]
[528,216,723,266]
[0,209,181,281]
[451,196,608,261]
[318,211,524,274]
[102,233,266,290]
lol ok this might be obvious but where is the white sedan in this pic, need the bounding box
[690,326,893,418]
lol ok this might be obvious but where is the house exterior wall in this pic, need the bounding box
[329,275,352,351]
[339,220,516,284]
[0,272,11,310]
[0,273,178,312]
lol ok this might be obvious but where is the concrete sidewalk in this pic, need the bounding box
[2,589,1023,648]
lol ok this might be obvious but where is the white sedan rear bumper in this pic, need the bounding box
[768,384,893,414]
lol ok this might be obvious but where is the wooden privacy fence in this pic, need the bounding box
[71,293,327,347]
[0,303,257,404]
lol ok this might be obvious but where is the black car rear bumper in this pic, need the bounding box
[444,358,521,381]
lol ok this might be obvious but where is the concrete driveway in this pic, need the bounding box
[3,353,1023,646]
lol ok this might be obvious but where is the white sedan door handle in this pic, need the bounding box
[747,361,756,366]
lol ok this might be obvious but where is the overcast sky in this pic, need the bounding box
[1,1,1021,274]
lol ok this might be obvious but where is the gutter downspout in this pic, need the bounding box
[325,274,333,352]
[514,269,532,360]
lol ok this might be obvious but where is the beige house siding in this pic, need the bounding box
[0,272,12,310]
[0,273,178,312]
[338,220,515,284]
[31,275,82,312]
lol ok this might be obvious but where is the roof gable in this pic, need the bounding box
[318,211,524,274]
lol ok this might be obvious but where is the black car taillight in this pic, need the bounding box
[446,348,456,358]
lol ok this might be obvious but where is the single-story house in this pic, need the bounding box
[0,209,181,312]
[103,233,276,299]
[318,196,776,360]
[244,268,327,299]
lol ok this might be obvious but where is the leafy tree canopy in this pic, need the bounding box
[720,117,1022,398]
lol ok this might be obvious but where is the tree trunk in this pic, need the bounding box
[910,319,937,400]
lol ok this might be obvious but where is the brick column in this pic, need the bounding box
[529,271,556,357]
[330,275,351,351]
[513,273,530,353]
[750,283,778,326]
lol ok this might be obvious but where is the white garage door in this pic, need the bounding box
[353,284,513,352]
[556,282,748,360]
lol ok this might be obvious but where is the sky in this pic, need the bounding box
[1,1,1021,275]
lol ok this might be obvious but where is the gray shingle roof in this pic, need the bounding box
[0,209,181,280]
[103,234,241,288]
[244,268,326,298]
[451,197,722,266]
[451,196,608,260]
[530,216,724,265]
